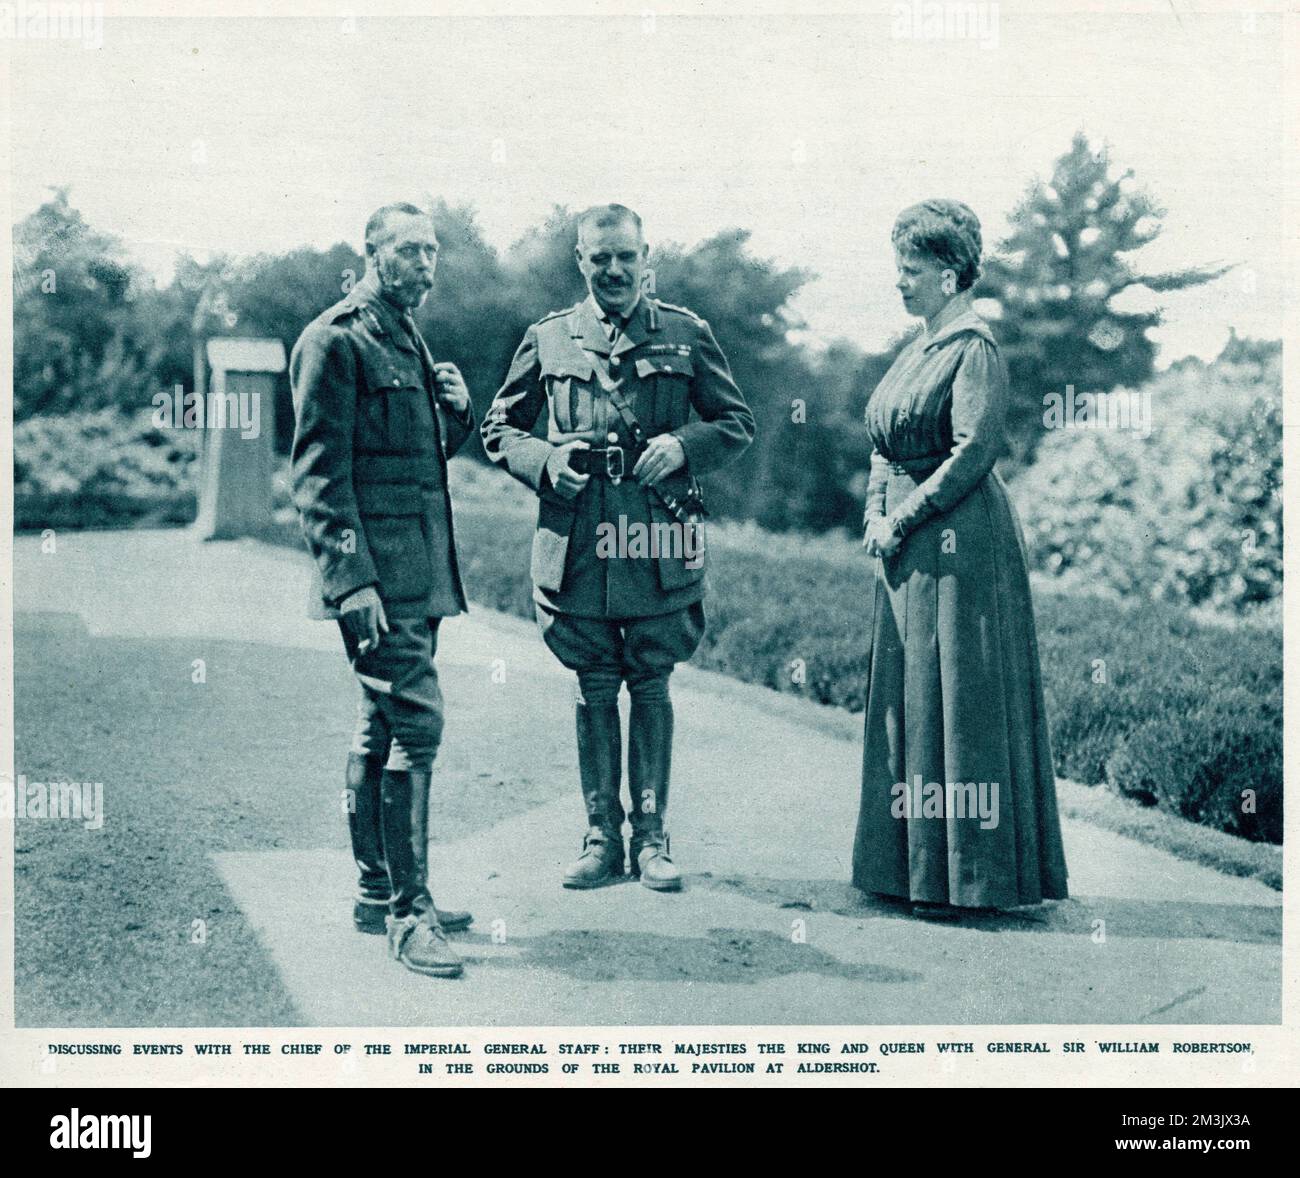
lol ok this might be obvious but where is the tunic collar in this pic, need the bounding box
[575,292,659,357]
[587,290,642,332]
[347,271,421,355]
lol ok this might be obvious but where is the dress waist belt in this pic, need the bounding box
[888,455,945,478]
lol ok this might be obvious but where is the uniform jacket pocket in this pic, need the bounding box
[532,494,579,592]
[358,353,432,452]
[635,352,694,430]
[355,483,432,603]
[541,356,597,434]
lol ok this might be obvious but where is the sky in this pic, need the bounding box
[3,1,1287,361]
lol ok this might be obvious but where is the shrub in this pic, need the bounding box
[438,464,1281,844]
[1035,592,1281,842]
[14,408,199,529]
[1009,342,1282,614]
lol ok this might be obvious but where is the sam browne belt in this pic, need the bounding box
[569,445,629,482]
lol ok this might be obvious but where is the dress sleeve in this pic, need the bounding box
[885,335,1007,539]
[863,449,890,527]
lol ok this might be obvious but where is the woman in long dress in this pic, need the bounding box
[854,199,1068,916]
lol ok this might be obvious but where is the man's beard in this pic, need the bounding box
[376,257,429,308]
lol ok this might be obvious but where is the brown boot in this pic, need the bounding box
[563,827,626,889]
[632,837,682,892]
[386,913,463,978]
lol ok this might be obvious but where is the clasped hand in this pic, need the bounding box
[548,433,686,501]
[863,515,901,557]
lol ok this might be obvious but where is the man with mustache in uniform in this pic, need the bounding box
[483,204,754,892]
[290,203,475,978]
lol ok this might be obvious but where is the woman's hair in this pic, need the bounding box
[891,199,983,291]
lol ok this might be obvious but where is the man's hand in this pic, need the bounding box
[863,515,901,558]
[339,585,389,655]
[432,362,471,415]
[633,433,686,488]
[547,439,591,501]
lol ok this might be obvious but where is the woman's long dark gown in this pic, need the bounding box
[853,300,1069,908]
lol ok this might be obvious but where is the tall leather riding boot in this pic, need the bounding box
[380,767,435,919]
[361,765,471,936]
[379,768,465,977]
[562,701,626,889]
[346,753,390,932]
[628,696,682,891]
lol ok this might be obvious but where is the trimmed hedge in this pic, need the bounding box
[446,463,1281,844]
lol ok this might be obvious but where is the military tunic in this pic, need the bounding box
[482,294,754,620]
[290,272,475,771]
[290,274,473,621]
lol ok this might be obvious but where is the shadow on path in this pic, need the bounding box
[695,874,1281,945]
[454,927,922,986]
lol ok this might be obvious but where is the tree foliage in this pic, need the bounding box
[1010,336,1281,613]
[977,132,1232,465]
[12,188,162,419]
[11,135,1269,539]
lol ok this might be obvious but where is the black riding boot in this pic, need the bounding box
[379,768,464,977]
[349,757,473,935]
[562,701,626,888]
[628,696,682,891]
[345,753,390,932]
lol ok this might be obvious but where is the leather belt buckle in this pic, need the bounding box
[605,446,625,485]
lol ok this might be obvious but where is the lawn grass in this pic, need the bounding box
[253,458,1285,884]
[437,460,1283,856]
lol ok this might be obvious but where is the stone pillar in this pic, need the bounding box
[192,338,286,541]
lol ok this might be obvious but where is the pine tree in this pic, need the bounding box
[978,132,1231,466]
